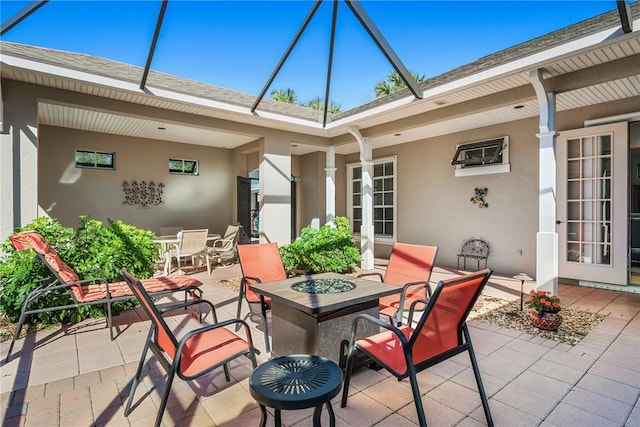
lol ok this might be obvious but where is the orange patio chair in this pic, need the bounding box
[120,270,258,427]
[5,230,203,363]
[341,269,494,427]
[359,242,438,325]
[236,242,289,353]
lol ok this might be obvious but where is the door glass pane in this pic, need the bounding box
[568,139,580,159]
[582,136,594,157]
[567,243,581,261]
[567,222,580,242]
[568,202,580,220]
[384,221,393,235]
[383,192,393,205]
[568,181,580,200]
[599,135,611,155]
[583,201,594,221]
[352,167,361,180]
[567,160,580,179]
[565,134,612,266]
[582,180,594,200]
[582,223,593,243]
[582,158,594,179]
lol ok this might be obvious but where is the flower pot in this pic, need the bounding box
[529,310,563,331]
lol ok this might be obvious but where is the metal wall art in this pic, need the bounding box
[471,187,489,208]
[122,181,164,208]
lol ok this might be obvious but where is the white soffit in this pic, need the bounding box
[37,102,259,148]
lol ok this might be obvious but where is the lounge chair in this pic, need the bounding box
[5,230,203,363]
[120,269,257,427]
[341,269,495,427]
[359,242,438,325]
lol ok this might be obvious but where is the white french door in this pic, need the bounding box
[557,122,628,285]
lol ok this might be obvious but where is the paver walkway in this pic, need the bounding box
[1,263,639,426]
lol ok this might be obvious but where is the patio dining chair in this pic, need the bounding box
[5,230,203,363]
[208,224,241,267]
[167,228,211,275]
[120,270,258,427]
[359,242,438,325]
[236,242,288,353]
[341,269,494,427]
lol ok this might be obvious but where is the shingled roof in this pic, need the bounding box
[334,2,639,119]
[1,2,637,123]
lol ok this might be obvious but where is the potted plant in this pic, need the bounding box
[525,290,563,330]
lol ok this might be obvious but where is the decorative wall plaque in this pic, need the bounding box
[123,181,164,208]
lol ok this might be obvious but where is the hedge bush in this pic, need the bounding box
[0,216,158,325]
[279,217,361,273]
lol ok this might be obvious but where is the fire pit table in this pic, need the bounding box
[250,272,400,363]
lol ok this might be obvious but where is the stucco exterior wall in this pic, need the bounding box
[342,118,539,275]
[38,125,234,235]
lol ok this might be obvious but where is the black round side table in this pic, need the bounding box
[249,354,343,427]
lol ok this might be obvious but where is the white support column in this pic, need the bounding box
[348,126,374,270]
[259,136,292,245]
[0,81,39,243]
[325,146,336,225]
[529,69,558,294]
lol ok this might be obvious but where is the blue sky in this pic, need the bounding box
[0,0,630,111]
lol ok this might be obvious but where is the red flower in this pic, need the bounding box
[552,302,559,308]
[540,298,546,304]
[544,301,551,306]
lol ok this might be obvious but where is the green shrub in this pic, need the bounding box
[280,217,361,273]
[0,216,158,325]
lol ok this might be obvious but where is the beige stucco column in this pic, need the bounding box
[348,126,374,270]
[259,136,292,245]
[325,146,336,225]
[0,81,39,242]
[529,69,558,294]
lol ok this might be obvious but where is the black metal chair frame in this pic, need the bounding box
[341,269,495,427]
[120,269,258,427]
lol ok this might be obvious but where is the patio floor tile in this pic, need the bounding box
[545,402,623,427]
[575,373,639,405]
[561,387,634,424]
[2,264,639,426]
[468,399,541,427]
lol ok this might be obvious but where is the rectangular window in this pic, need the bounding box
[169,158,198,175]
[75,150,115,169]
[452,136,510,177]
[347,156,396,241]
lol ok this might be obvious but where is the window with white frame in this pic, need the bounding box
[347,156,396,241]
[451,136,510,177]
[75,150,115,169]
[169,158,198,175]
